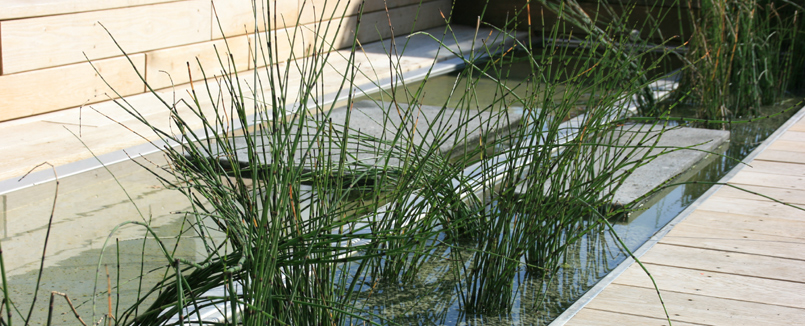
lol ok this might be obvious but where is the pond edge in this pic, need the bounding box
[549,102,805,325]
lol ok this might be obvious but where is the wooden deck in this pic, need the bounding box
[561,111,805,325]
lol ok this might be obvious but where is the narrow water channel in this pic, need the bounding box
[1,58,798,325]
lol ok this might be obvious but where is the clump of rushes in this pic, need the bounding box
[89,0,683,324]
[444,1,677,314]
[679,0,805,119]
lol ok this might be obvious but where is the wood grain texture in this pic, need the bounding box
[248,27,310,69]
[755,149,805,164]
[768,140,805,153]
[681,209,805,239]
[566,308,702,326]
[583,284,805,326]
[616,263,805,309]
[728,170,805,191]
[639,243,805,282]
[739,160,805,177]
[300,16,359,54]
[712,184,805,206]
[1,0,210,74]
[660,223,805,260]
[779,130,805,142]
[698,196,805,221]
[356,0,450,44]
[0,55,145,122]
[0,0,179,20]
[212,0,298,39]
[145,37,250,89]
[297,0,424,26]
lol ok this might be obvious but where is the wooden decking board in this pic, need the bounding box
[737,160,805,177]
[789,119,805,132]
[638,243,805,282]
[697,196,805,221]
[778,130,805,142]
[729,170,805,190]
[768,140,805,153]
[582,284,805,326]
[614,263,805,310]
[711,183,805,205]
[755,149,805,164]
[660,223,805,260]
[680,210,805,239]
[566,308,705,326]
[1,0,212,74]
[565,113,805,323]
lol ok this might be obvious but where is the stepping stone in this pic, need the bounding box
[193,100,523,178]
[609,124,730,206]
[512,123,730,208]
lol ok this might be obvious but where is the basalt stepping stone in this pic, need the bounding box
[192,100,523,178]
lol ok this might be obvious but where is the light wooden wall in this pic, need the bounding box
[0,0,451,122]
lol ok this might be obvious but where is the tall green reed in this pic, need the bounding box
[85,0,687,324]
[679,0,805,119]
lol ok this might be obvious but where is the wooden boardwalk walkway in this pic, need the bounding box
[562,111,805,325]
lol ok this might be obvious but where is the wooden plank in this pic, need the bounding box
[211,0,298,39]
[639,243,805,282]
[356,1,450,44]
[248,27,311,69]
[739,160,805,177]
[660,223,805,260]
[788,119,805,132]
[615,263,805,309]
[768,140,805,153]
[0,54,145,122]
[0,0,179,20]
[582,284,805,326]
[297,0,424,26]
[728,170,805,191]
[1,0,211,74]
[298,0,361,27]
[698,196,805,221]
[297,15,359,55]
[566,308,703,326]
[755,149,805,164]
[712,184,805,206]
[145,37,250,90]
[681,209,805,239]
[779,130,805,142]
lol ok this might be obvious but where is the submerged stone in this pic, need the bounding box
[193,100,523,178]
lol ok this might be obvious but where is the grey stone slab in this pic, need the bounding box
[513,124,730,207]
[195,100,522,177]
[610,124,730,206]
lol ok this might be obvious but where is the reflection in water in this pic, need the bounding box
[1,152,204,325]
[1,66,797,325]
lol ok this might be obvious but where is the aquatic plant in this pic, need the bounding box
[97,0,684,324]
[678,0,805,119]
[0,0,751,325]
